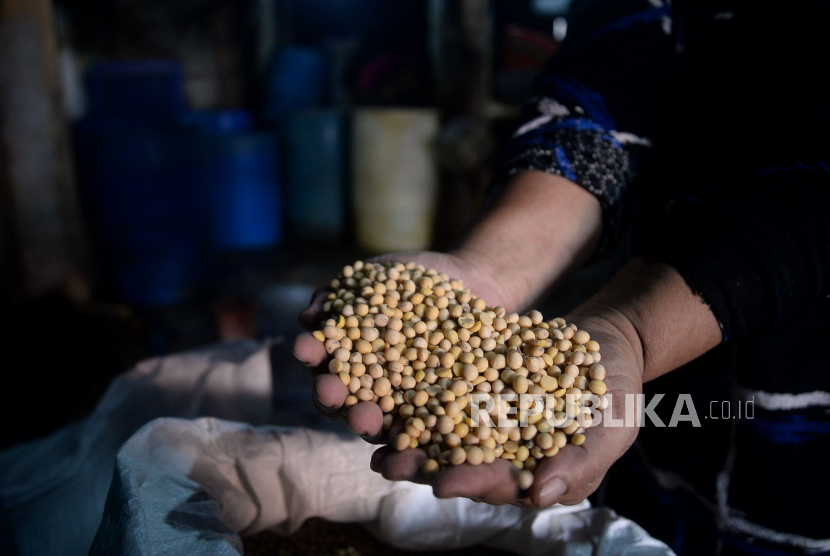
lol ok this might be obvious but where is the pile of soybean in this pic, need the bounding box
[312,261,607,489]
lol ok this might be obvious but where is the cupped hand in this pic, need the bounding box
[372,313,644,508]
[293,250,514,442]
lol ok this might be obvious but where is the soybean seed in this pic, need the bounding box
[373,377,391,396]
[466,446,485,466]
[449,447,467,465]
[589,364,606,380]
[395,433,411,451]
[589,380,607,395]
[517,470,534,491]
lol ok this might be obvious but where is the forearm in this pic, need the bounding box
[570,257,723,382]
[453,171,602,312]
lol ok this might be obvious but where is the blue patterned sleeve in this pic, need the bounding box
[495,0,674,254]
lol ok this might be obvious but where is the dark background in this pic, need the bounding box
[1,0,590,451]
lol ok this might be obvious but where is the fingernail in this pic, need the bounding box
[311,394,339,419]
[359,432,382,444]
[540,477,567,506]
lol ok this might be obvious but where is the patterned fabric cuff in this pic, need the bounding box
[495,81,645,254]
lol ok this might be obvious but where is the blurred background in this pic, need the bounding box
[0,0,592,449]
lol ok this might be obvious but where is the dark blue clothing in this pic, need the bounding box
[498,1,830,554]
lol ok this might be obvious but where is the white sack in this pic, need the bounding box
[90,418,673,556]
[0,339,672,556]
[0,341,272,556]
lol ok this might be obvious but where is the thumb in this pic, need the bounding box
[530,421,634,507]
[298,288,329,331]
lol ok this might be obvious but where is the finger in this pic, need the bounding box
[294,332,328,369]
[313,374,348,419]
[431,459,520,505]
[386,417,405,440]
[312,394,341,420]
[530,423,628,508]
[379,447,428,482]
[369,418,407,471]
[345,401,384,442]
[298,289,328,331]
[370,445,396,473]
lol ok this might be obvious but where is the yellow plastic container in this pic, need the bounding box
[351,108,439,253]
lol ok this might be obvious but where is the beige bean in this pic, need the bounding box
[450,380,468,397]
[503,440,519,453]
[436,415,455,435]
[540,375,558,392]
[507,351,523,370]
[462,364,479,382]
[536,432,554,450]
[589,379,607,395]
[513,375,529,394]
[521,424,538,440]
[413,390,429,407]
[465,446,485,466]
[449,447,467,465]
[573,330,590,344]
[422,458,440,478]
[589,364,606,380]
[445,432,462,448]
[394,433,411,451]
[379,395,395,412]
[517,470,534,491]
[373,377,392,396]
[445,401,461,417]
[361,327,379,341]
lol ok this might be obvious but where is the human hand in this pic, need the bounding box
[293,251,515,442]
[371,312,643,508]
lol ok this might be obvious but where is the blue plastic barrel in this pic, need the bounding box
[74,121,209,305]
[264,46,327,122]
[199,132,282,250]
[284,110,345,240]
[177,110,253,134]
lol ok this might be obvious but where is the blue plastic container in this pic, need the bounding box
[176,110,281,249]
[284,110,345,240]
[264,46,327,122]
[76,100,281,305]
[177,110,253,134]
[200,132,282,250]
[74,122,209,305]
